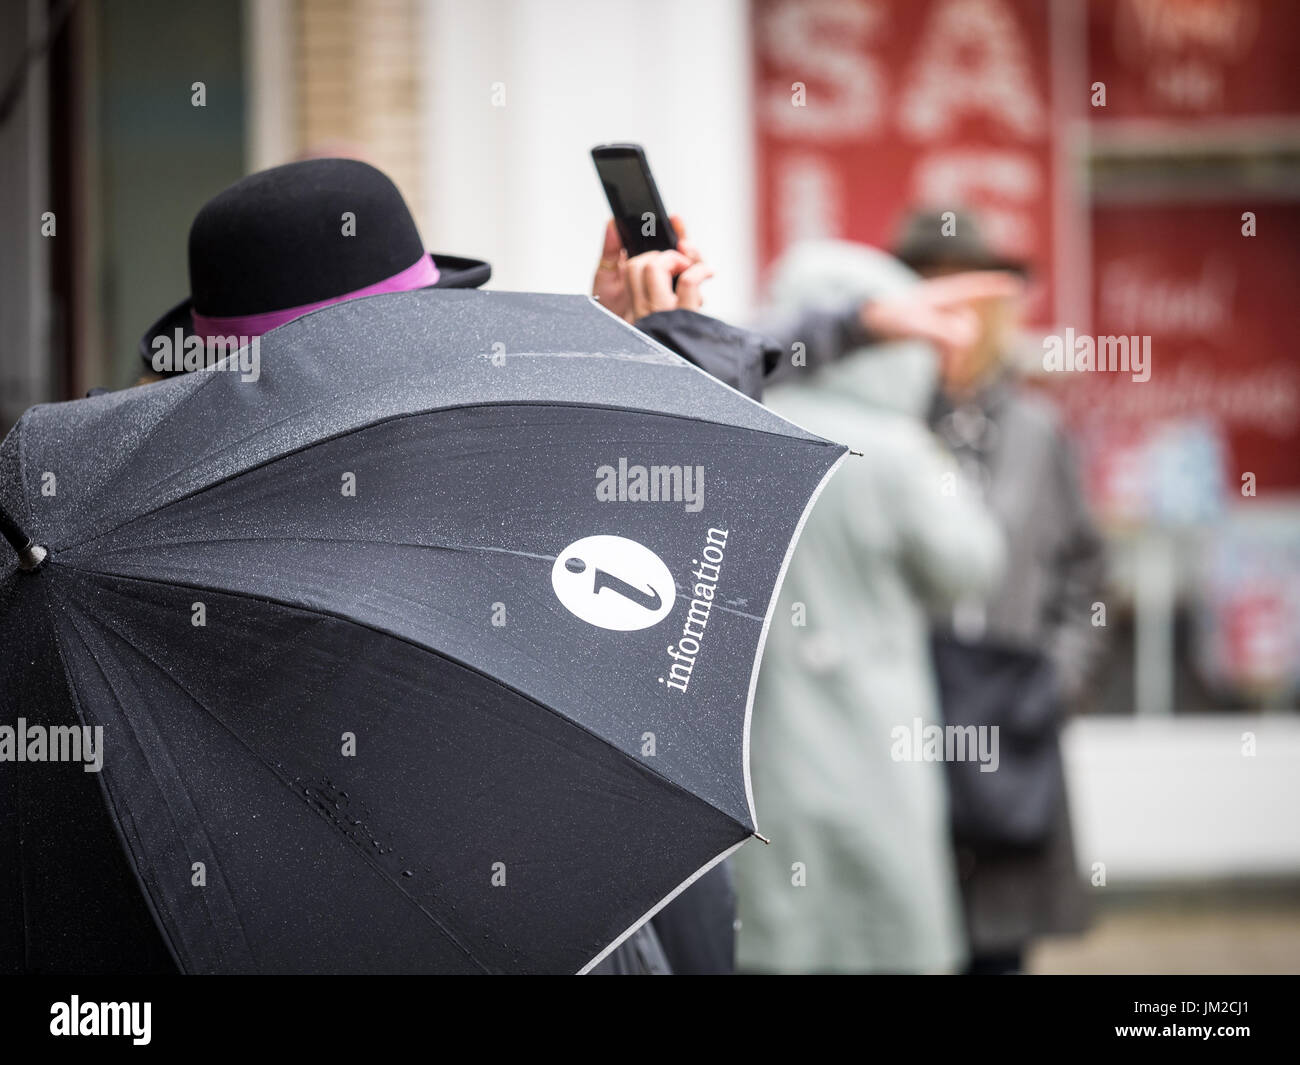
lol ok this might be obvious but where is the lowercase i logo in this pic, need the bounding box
[551,535,676,631]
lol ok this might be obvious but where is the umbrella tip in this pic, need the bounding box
[849,449,864,458]
[0,504,47,572]
[752,831,771,846]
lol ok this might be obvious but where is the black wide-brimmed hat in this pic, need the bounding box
[891,208,1030,277]
[140,158,491,372]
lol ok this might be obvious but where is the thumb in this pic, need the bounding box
[600,218,623,259]
[674,262,714,311]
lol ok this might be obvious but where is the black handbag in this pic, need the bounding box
[929,632,1065,852]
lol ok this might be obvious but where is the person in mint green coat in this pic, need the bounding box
[736,242,1005,973]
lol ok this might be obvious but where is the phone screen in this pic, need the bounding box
[594,149,677,258]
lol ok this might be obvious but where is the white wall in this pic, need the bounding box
[421,0,756,321]
[1064,715,1300,880]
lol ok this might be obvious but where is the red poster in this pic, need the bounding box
[1088,0,1300,121]
[753,0,1075,323]
[1055,202,1300,497]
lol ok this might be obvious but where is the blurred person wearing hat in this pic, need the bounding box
[894,208,1106,975]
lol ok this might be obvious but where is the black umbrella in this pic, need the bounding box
[0,289,845,974]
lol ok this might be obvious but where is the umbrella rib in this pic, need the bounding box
[61,594,495,973]
[52,400,837,556]
[68,365,228,527]
[60,560,756,836]
[86,534,766,620]
[80,532,768,636]
[90,533,558,565]
[52,601,256,972]
[73,547,642,796]
[122,373,397,516]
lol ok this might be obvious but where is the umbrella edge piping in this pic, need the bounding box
[576,837,747,976]
[742,448,849,829]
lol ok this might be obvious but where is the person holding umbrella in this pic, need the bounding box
[3,157,858,974]
[126,158,719,975]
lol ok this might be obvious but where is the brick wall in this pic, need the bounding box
[292,0,426,234]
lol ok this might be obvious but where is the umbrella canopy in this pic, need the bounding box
[0,289,846,973]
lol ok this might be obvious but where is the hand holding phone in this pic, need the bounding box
[592,216,714,322]
[591,144,713,320]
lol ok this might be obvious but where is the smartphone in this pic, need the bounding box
[591,144,678,258]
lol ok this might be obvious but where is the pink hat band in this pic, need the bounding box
[191,254,439,340]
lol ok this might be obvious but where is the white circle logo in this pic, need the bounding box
[551,535,676,631]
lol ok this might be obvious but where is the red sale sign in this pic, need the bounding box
[753,0,1080,324]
